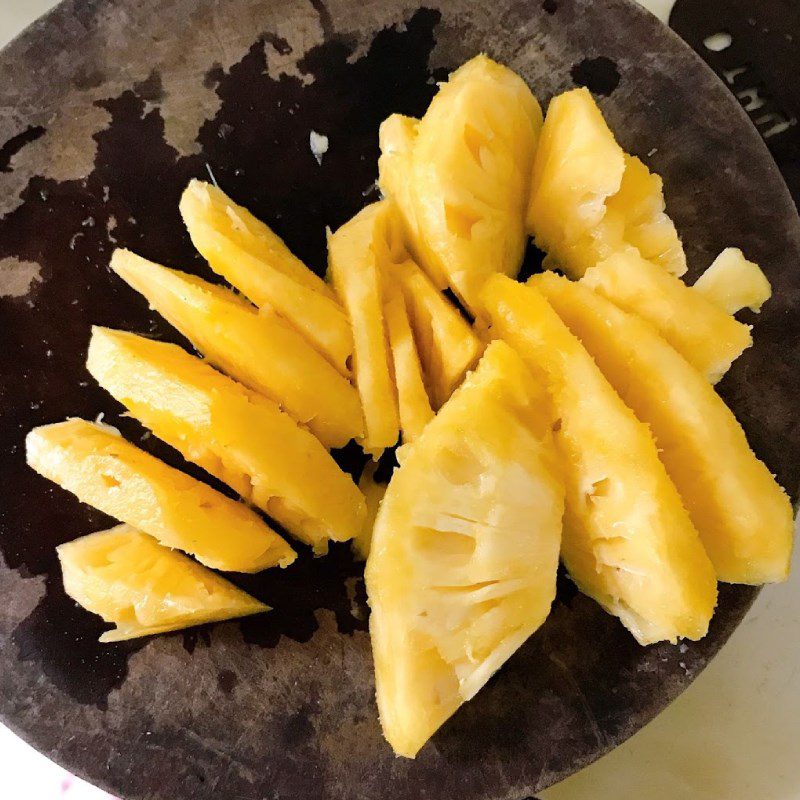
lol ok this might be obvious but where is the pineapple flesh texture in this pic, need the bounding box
[693,247,772,314]
[480,275,717,644]
[534,273,794,584]
[26,420,296,573]
[391,55,543,314]
[87,328,366,553]
[387,258,483,408]
[366,340,564,758]
[527,87,686,278]
[383,283,434,443]
[110,249,363,448]
[180,180,353,374]
[58,524,269,642]
[328,201,400,457]
[582,248,752,383]
[351,461,388,561]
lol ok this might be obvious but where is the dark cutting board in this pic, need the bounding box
[0,0,798,798]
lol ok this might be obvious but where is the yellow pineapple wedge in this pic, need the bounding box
[352,461,388,561]
[87,328,366,553]
[366,340,564,758]
[582,248,751,383]
[180,180,353,374]
[383,284,434,443]
[378,114,449,288]
[58,524,269,642]
[387,259,483,408]
[480,275,717,644]
[328,201,400,457]
[534,273,794,584]
[26,420,296,573]
[693,247,772,314]
[110,249,362,448]
[527,87,685,278]
[381,55,543,314]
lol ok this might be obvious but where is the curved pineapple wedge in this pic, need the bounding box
[582,248,751,383]
[58,524,269,643]
[693,247,772,314]
[527,87,624,275]
[182,179,336,298]
[386,55,542,314]
[26,420,295,573]
[527,87,685,278]
[87,328,366,553]
[378,114,447,287]
[110,249,362,448]
[328,201,400,457]
[387,258,483,408]
[480,275,717,644]
[366,340,564,758]
[534,273,794,584]
[383,284,434,444]
[180,180,353,374]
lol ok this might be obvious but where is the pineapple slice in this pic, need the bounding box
[535,273,794,584]
[383,284,434,443]
[352,461,388,561]
[182,180,336,298]
[58,524,269,642]
[378,114,449,288]
[388,259,483,408]
[382,55,543,313]
[87,328,366,553]
[480,275,717,644]
[693,247,772,314]
[180,180,353,373]
[527,87,625,276]
[582,248,752,383]
[110,249,362,448]
[328,201,400,457]
[26,420,296,573]
[527,87,685,278]
[367,340,564,758]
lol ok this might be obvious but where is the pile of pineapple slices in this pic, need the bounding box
[24,54,794,758]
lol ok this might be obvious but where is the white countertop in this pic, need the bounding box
[1,2,798,799]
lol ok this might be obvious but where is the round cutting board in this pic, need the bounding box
[0,0,798,798]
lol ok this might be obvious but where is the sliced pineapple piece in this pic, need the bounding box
[388,259,483,408]
[180,180,353,373]
[383,55,542,313]
[378,114,449,289]
[26,420,295,573]
[58,524,269,642]
[110,249,362,448]
[480,275,717,644]
[328,201,400,457]
[181,179,336,297]
[352,461,388,561]
[383,284,434,443]
[693,247,772,314]
[366,340,564,758]
[527,87,685,278]
[528,87,624,258]
[581,248,751,383]
[535,273,794,584]
[87,328,366,553]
